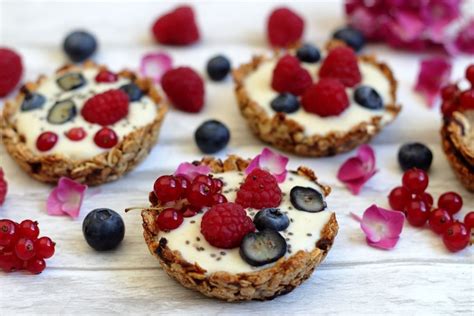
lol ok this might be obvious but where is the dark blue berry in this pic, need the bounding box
[253,208,289,231]
[354,85,383,110]
[239,230,287,266]
[398,143,433,171]
[333,27,366,52]
[290,186,326,213]
[56,73,86,91]
[21,93,46,111]
[82,208,125,251]
[296,44,321,63]
[47,99,77,124]
[270,93,300,113]
[120,83,143,102]
[194,120,230,154]
[63,30,98,62]
[206,55,231,81]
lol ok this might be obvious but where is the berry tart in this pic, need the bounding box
[141,150,338,301]
[233,42,401,156]
[440,64,474,191]
[0,61,167,185]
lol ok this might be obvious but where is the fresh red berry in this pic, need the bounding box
[211,193,227,205]
[402,168,429,194]
[0,252,24,272]
[441,83,459,101]
[388,186,410,211]
[302,78,349,117]
[152,5,200,46]
[0,168,7,206]
[464,211,474,231]
[181,205,198,218]
[82,89,129,126]
[442,221,470,252]
[26,257,46,274]
[428,208,452,234]
[459,89,474,110]
[438,192,463,215]
[212,178,224,193]
[36,131,58,151]
[319,46,361,87]
[94,127,118,149]
[271,55,312,96]
[441,100,458,118]
[201,202,255,249]
[193,175,214,191]
[18,220,39,240]
[156,208,183,231]
[0,219,17,247]
[405,199,430,227]
[14,238,35,261]
[0,48,23,97]
[153,175,182,203]
[161,67,204,113]
[466,64,474,86]
[65,127,87,141]
[267,7,304,47]
[95,70,118,83]
[187,182,213,208]
[419,192,434,209]
[175,175,190,198]
[35,237,55,259]
[236,168,282,209]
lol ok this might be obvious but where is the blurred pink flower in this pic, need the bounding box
[46,177,87,218]
[174,162,211,181]
[140,52,172,83]
[415,57,452,107]
[337,145,377,195]
[246,148,288,183]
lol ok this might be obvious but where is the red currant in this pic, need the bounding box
[442,221,470,252]
[405,199,430,227]
[212,178,224,193]
[175,175,190,198]
[36,132,58,151]
[0,252,24,272]
[440,100,458,118]
[94,127,118,149]
[460,89,474,110]
[35,237,55,259]
[181,205,199,218]
[0,219,18,248]
[211,193,227,205]
[388,186,410,211]
[14,238,35,261]
[26,257,46,274]
[438,192,463,215]
[156,208,183,231]
[402,168,428,194]
[95,70,118,83]
[466,64,474,86]
[428,208,452,234]
[420,192,433,209]
[193,175,214,191]
[65,127,87,141]
[441,83,459,101]
[18,220,39,240]
[153,175,182,203]
[187,182,213,207]
[464,211,474,231]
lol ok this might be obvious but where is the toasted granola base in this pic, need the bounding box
[141,155,338,301]
[0,61,168,186]
[232,51,401,157]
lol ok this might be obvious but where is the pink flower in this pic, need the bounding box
[246,148,289,183]
[351,205,405,250]
[337,145,377,195]
[415,57,452,107]
[46,177,87,218]
[174,162,211,181]
[140,52,172,84]
[451,19,474,55]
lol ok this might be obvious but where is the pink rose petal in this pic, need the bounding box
[140,52,172,84]
[337,145,377,195]
[415,57,452,107]
[452,19,474,55]
[246,148,288,183]
[46,177,87,218]
[174,162,211,181]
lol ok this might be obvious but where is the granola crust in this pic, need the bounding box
[0,61,168,186]
[232,53,401,157]
[141,155,338,301]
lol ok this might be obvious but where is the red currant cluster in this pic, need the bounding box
[153,174,226,231]
[388,168,473,252]
[440,64,474,118]
[0,219,56,274]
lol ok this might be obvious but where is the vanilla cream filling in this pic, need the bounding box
[12,69,158,160]
[244,58,394,136]
[158,171,333,274]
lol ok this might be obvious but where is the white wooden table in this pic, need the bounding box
[1,0,473,314]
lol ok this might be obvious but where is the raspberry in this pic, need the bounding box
[236,169,282,209]
[151,6,200,46]
[271,55,312,96]
[200,203,255,249]
[82,89,129,126]
[0,168,7,206]
[267,7,304,47]
[319,46,361,87]
[161,67,204,113]
[0,48,23,97]
[302,78,349,117]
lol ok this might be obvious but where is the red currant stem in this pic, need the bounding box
[350,212,362,223]
[124,206,165,213]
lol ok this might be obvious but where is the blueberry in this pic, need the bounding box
[57,73,86,91]
[21,93,46,111]
[290,186,326,213]
[47,99,77,124]
[194,120,230,154]
[120,83,143,102]
[206,55,231,81]
[333,27,366,52]
[354,85,383,110]
[270,93,300,113]
[398,143,433,171]
[63,30,98,62]
[296,44,321,63]
[239,229,287,267]
[82,208,125,251]
[253,208,289,231]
